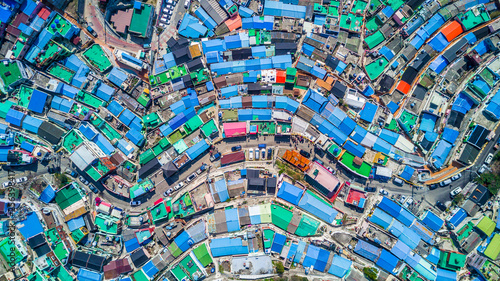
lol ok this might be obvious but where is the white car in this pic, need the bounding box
[399,195,406,204]
[485,153,494,165]
[450,187,462,198]
[163,188,174,196]
[2,181,12,188]
[174,182,184,190]
[184,0,190,9]
[478,164,489,174]
[404,197,414,208]
[186,173,197,182]
[379,189,388,195]
[15,177,27,184]
[255,148,259,160]
[439,179,452,187]
[248,148,254,160]
[451,173,462,181]
[130,201,142,206]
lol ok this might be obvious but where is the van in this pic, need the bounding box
[393,178,403,186]
[440,178,452,187]
[450,187,462,198]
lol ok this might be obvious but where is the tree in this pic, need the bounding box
[476,172,500,195]
[275,262,285,275]
[363,267,378,281]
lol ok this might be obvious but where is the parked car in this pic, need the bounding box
[210,152,221,162]
[404,197,413,208]
[450,187,463,198]
[393,178,404,186]
[327,167,334,173]
[439,178,452,187]
[364,187,377,192]
[231,145,242,152]
[478,164,489,174]
[428,183,438,190]
[184,0,190,9]
[299,149,310,158]
[159,23,166,28]
[130,201,142,206]
[88,184,99,194]
[176,19,182,29]
[261,148,266,159]
[196,164,207,175]
[2,181,12,188]
[267,148,273,160]
[15,177,27,184]
[379,189,388,195]
[485,153,494,165]
[65,169,78,177]
[255,148,260,160]
[186,173,197,182]
[174,182,184,190]
[79,176,89,185]
[86,26,98,37]
[249,148,254,160]
[436,201,447,212]
[163,188,174,196]
[399,195,406,204]
[451,173,462,181]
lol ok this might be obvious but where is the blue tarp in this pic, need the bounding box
[124,237,140,252]
[388,220,405,237]
[399,227,421,249]
[271,233,286,253]
[302,244,320,268]
[95,83,115,101]
[77,268,103,281]
[22,115,43,134]
[399,166,415,181]
[447,208,467,229]
[350,125,367,143]
[387,101,399,114]
[464,32,477,44]
[126,129,145,146]
[277,182,304,205]
[359,102,377,123]
[94,134,115,155]
[423,13,445,37]
[225,208,240,232]
[338,117,357,136]
[174,231,193,252]
[6,108,25,127]
[391,240,411,260]
[430,140,452,169]
[427,248,441,264]
[107,100,124,116]
[303,90,327,113]
[378,197,402,217]
[429,55,448,74]
[221,85,239,98]
[379,129,399,145]
[329,125,348,146]
[28,90,48,113]
[437,268,457,281]
[142,260,160,278]
[186,139,209,160]
[328,255,352,278]
[39,185,56,203]
[397,208,416,227]
[294,241,306,263]
[428,33,449,52]
[452,93,475,114]
[369,208,393,229]
[376,249,398,273]
[422,210,444,232]
[354,240,380,261]
[474,41,489,55]
[373,137,392,154]
[275,96,299,113]
[67,216,86,232]
[442,128,459,145]
[315,248,329,272]
[116,139,135,156]
[20,141,34,153]
[298,192,338,223]
[343,140,365,158]
[108,68,128,86]
[210,237,249,257]
[410,221,434,243]
[213,179,229,202]
[16,212,44,240]
[410,35,425,49]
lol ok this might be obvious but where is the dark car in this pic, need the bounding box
[176,19,182,29]
[436,201,447,212]
[231,145,242,152]
[299,149,310,158]
[364,187,377,192]
[88,184,99,194]
[428,184,438,190]
[267,148,273,160]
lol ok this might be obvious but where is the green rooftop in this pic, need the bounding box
[45,228,61,244]
[366,16,383,33]
[252,121,276,135]
[150,201,170,223]
[139,149,155,165]
[476,216,495,237]
[366,57,388,80]
[137,92,150,107]
[173,139,189,154]
[184,115,204,133]
[0,60,23,91]
[132,269,149,281]
[398,109,418,133]
[47,14,72,36]
[48,64,75,84]
[365,30,385,49]
[83,44,112,72]
[460,7,490,31]
[55,183,84,210]
[53,241,70,261]
[168,129,186,144]
[438,251,466,271]
[263,229,275,249]
[340,151,372,178]
[271,204,293,231]
[368,0,384,13]
[484,234,500,260]
[143,112,161,128]
[351,1,367,13]
[339,13,363,32]
[129,4,153,37]
[12,40,25,59]
[95,214,119,234]
[0,237,24,266]
[201,119,219,138]
[62,129,84,153]
[180,255,202,277]
[193,243,213,267]
[295,214,320,236]
[168,242,183,258]
[328,143,342,157]
[16,85,33,108]
[76,90,106,108]
[171,193,195,218]
[171,264,188,281]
